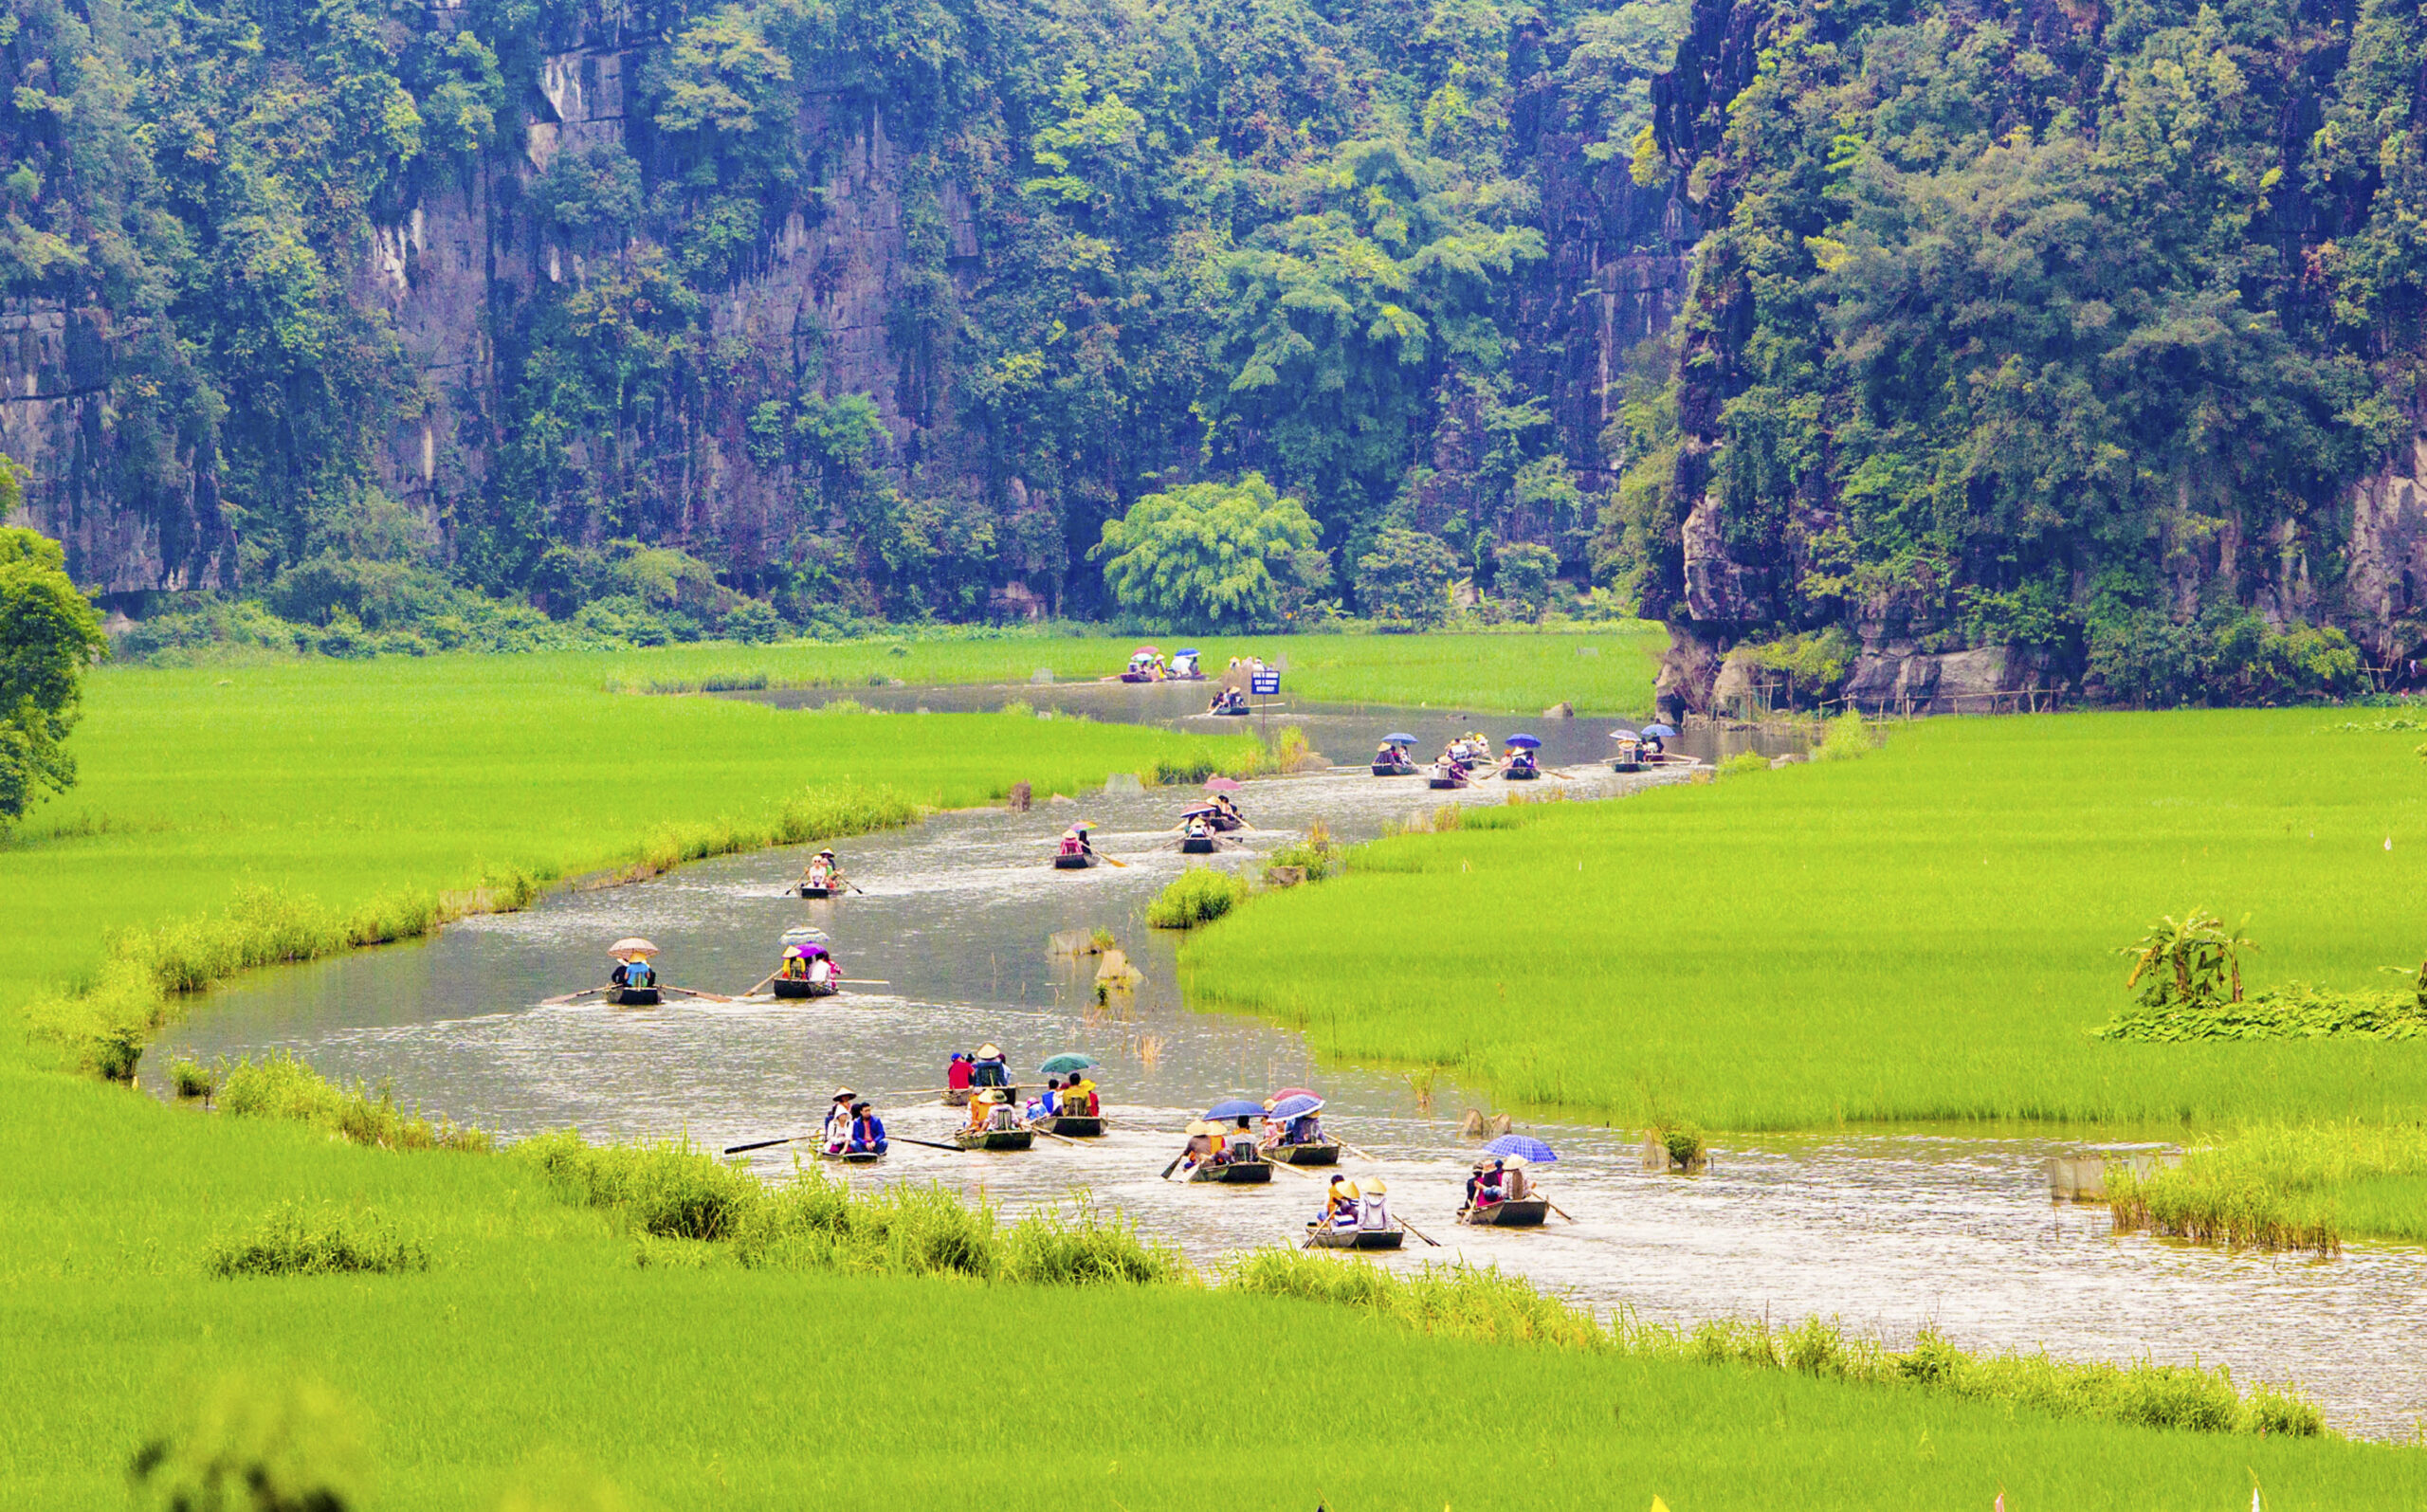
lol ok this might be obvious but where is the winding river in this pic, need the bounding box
[152,683,2427,1438]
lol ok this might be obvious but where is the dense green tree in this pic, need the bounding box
[1091,474,1325,629]
[0,508,109,822]
[1355,527,1458,628]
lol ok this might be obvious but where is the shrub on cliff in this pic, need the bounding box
[0,513,109,824]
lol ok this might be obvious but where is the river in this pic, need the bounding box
[152,682,2427,1438]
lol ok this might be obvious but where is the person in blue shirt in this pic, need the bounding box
[849,1102,886,1155]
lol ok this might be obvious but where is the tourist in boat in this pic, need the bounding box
[945,1051,975,1098]
[966,1087,1009,1132]
[1313,1176,1361,1233]
[971,1043,1011,1088]
[617,956,656,991]
[1278,1109,1324,1147]
[802,849,842,890]
[1504,743,1538,776]
[1025,1078,1062,1122]
[1061,1073,1099,1116]
[1211,792,1243,827]
[1466,1157,1509,1214]
[848,1101,886,1155]
[610,958,632,990]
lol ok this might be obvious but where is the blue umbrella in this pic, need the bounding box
[1505,734,1542,749]
[1205,1098,1267,1121]
[1267,1093,1323,1121]
[1483,1134,1558,1163]
[1177,647,1198,656]
[1382,733,1419,745]
[1640,723,1678,738]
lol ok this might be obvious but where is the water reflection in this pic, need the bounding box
[153,697,2427,1438]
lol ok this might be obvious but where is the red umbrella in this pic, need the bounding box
[1268,1086,1319,1105]
[1205,776,1244,792]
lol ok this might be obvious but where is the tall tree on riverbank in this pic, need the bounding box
[0,468,109,822]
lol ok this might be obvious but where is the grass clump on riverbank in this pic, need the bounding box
[2108,1123,2427,1251]
[1181,708,2427,1130]
[1145,867,1252,928]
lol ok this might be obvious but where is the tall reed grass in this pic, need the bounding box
[207,1202,431,1278]
[1145,866,1251,929]
[216,1052,491,1153]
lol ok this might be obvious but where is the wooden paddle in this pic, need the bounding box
[1095,852,1130,867]
[1396,1216,1445,1248]
[835,977,890,985]
[1160,1155,1186,1180]
[724,1132,810,1155]
[1336,1139,1379,1162]
[541,987,609,1006]
[1022,1120,1083,1148]
[1258,1154,1321,1181]
[662,985,735,1003]
[742,972,779,997]
[894,1136,968,1154]
[1547,1200,1577,1222]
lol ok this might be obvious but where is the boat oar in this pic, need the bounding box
[1096,852,1130,867]
[663,986,734,1003]
[893,1137,968,1154]
[1160,1155,1186,1180]
[541,987,609,1006]
[1547,1200,1577,1222]
[724,1132,810,1155]
[1337,1139,1379,1162]
[1396,1216,1445,1248]
[835,977,890,985]
[1257,1155,1321,1181]
[742,972,779,996]
[1022,1120,1084,1148]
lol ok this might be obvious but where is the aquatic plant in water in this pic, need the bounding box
[1146,866,1251,928]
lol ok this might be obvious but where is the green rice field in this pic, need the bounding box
[599,625,1668,713]
[1182,709,2427,1131]
[5,1064,2419,1509]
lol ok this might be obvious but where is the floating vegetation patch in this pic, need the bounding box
[1145,866,1251,929]
[2107,1122,2427,1252]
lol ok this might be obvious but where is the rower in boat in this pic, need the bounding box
[1427,746,1471,790]
[1208,686,1250,716]
[1210,792,1245,829]
[1174,1120,1222,1177]
[1053,824,1099,869]
[772,940,841,998]
[1183,1099,1274,1182]
[1500,736,1541,780]
[970,1043,1012,1091]
[819,1087,859,1154]
[1179,812,1217,854]
[1308,1177,1404,1248]
[943,1051,976,1105]
[1122,646,1165,683]
[957,1088,1035,1150]
[1372,737,1418,776]
[1168,647,1204,680]
[797,848,846,898]
[606,941,662,1006]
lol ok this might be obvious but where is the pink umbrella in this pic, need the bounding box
[1204,776,1243,792]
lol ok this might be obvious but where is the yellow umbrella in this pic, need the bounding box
[609,938,659,959]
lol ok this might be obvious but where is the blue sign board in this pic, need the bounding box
[1250,671,1282,697]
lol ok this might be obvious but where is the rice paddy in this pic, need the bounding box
[1181,709,2427,1131]
[9,652,2426,1501]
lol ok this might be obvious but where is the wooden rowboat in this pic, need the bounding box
[1261,1140,1341,1166]
[1190,1158,1272,1184]
[1179,834,1216,854]
[1458,1196,1550,1228]
[1371,761,1418,776]
[1427,771,1469,790]
[1502,766,1540,780]
[1611,758,1643,773]
[608,986,662,1007]
[796,883,832,899]
[1306,1227,1404,1250]
[1036,1114,1105,1138]
[771,977,838,999]
[955,1127,1035,1152]
[1052,852,1098,870]
[817,1146,886,1163]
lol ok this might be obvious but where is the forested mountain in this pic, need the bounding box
[0,0,1688,628]
[4,0,2425,704]
[1621,0,2427,707]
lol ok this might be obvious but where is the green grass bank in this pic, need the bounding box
[1181,709,2427,1131]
